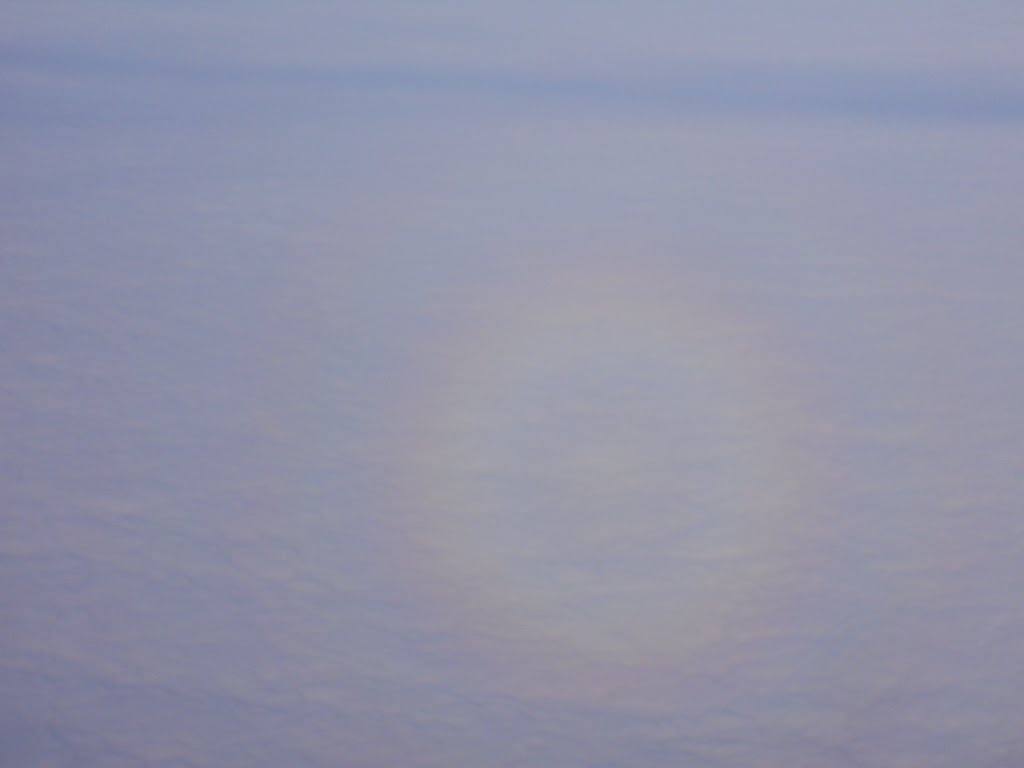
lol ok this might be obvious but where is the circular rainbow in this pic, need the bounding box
[383,262,816,700]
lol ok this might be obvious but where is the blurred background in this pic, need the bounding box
[3,3,1024,766]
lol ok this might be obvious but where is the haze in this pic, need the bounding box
[3,3,1024,766]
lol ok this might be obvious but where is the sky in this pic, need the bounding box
[3,3,1024,766]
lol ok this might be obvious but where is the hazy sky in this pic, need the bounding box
[3,3,1024,766]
